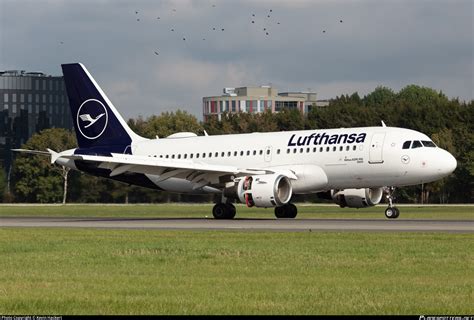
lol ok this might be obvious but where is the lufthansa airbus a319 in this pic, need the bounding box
[15,63,457,219]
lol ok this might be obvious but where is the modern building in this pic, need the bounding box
[202,86,328,121]
[0,70,73,174]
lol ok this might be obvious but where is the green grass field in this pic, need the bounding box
[0,203,473,219]
[0,228,472,315]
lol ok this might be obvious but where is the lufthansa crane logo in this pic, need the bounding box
[76,99,108,140]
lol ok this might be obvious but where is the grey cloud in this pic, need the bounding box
[1,0,472,120]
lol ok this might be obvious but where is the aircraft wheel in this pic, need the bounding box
[275,203,298,219]
[385,207,396,219]
[213,203,235,219]
[275,206,286,218]
[392,207,400,219]
[226,203,236,219]
[287,203,298,218]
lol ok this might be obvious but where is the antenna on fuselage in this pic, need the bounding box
[381,120,386,127]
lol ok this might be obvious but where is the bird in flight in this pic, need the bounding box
[154,51,159,55]
[79,113,105,128]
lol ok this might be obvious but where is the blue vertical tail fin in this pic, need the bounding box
[61,63,144,154]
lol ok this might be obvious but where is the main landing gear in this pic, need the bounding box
[274,203,298,219]
[384,187,400,219]
[212,203,236,219]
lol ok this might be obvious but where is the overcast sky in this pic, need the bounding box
[1,0,472,120]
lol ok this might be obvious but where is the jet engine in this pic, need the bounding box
[332,187,384,208]
[226,174,293,208]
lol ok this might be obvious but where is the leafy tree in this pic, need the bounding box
[13,128,77,203]
[364,86,396,107]
[129,110,203,138]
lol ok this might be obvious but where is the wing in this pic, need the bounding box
[58,153,297,191]
[79,114,92,122]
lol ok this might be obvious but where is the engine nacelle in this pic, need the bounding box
[234,174,293,208]
[332,187,384,208]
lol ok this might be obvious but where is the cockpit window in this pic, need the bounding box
[402,141,411,149]
[422,140,436,148]
[412,140,423,148]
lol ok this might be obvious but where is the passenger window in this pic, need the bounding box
[267,149,270,155]
[313,147,317,152]
[300,148,303,153]
[293,149,297,154]
[422,141,436,148]
[259,150,263,155]
[166,155,169,159]
[172,155,175,159]
[246,151,250,156]
[184,154,187,159]
[412,141,422,149]
[240,151,244,156]
[320,147,323,152]
[306,148,310,153]
[287,149,290,154]
[253,150,256,156]
[339,146,343,151]
[277,149,281,154]
[346,146,350,151]
[190,154,193,159]
[178,154,181,159]
[202,153,206,158]
[228,151,231,156]
[209,152,212,158]
[326,147,330,152]
[402,141,411,149]
[353,145,356,151]
[196,154,199,159]
[333,146,336,152]
[215,152,219,157]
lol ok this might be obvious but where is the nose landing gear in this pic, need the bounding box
[384,187,400,219]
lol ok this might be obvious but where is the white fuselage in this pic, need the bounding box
[123,126,456,194]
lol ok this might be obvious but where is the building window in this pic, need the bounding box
[231,100,236,112]
[3,93,7,102]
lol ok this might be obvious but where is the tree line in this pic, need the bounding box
[2,84,473,204]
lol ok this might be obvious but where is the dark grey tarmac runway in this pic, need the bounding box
[1,217,473,232]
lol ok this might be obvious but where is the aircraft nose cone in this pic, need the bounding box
[445,152,457,174]
[438,150,457,176]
